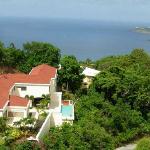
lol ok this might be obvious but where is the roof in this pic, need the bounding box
[9,95,29,107]
[0,64,57,109]
[82,67,100,77]
[30,64,56,76]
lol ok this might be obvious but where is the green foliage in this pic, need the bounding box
[0,41,60,73]
[92,49,150,118]
[19,41,61,73]
[135,137,150,150]
[0,42,25,70]
[38,99,49,109]
[62,91,75,100]
[0,42,5,65]
[37,94,50,109]
[43,123,114,150]
[0,41,150,150]
[13,117,36,129]
[79,58,96,68]
[0,136,5,145]
[6,128,22,139]
[15,141,40,150]
[0,117,7,134]
[58,55,84,93]
[0,145,10,150]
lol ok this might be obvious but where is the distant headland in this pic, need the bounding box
[135,27,150,34]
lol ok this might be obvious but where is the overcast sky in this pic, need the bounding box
[0,0,150,22]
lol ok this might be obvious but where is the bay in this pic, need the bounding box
[0,17,150,60]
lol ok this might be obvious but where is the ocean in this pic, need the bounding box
[0,17,150,60]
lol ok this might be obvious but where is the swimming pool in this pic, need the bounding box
[61,105,73,118]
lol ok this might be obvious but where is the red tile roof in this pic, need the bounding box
[0,64,57,109]
[9,95,29,107]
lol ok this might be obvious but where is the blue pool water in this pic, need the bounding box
[61,105,73,118]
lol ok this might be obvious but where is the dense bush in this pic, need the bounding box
[15,141,40,150]
[135,137,150,150]
[43,123,114,150]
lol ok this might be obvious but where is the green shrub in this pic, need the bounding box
[0,136,5,145]
[15,141,40,150]
[4,136,15,145]
[7,128,22,139]
[135,137,150,150]
[62,91,75,100]
[0,145,10,150]
[0,117,7,133]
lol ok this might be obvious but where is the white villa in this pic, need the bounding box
[82,67,100,88]
[0,64,74,140]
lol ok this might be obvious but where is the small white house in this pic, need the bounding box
[82,67,100,88]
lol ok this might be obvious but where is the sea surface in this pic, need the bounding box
[0,17,150,60]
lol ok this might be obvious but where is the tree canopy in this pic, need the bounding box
[0,41,61,73]
[58,55,84,93]
[0,41,150,149]
[44,49,150,149]
[19,42,61,73]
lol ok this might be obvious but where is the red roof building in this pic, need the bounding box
[0,64,57,109]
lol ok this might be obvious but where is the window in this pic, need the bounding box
[18,86,27,91]
[21,87,27,91]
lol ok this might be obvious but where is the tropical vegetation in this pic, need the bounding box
[0,41,150,149]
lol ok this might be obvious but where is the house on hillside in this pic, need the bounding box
[0,64,74,128]
[82,67,100,88]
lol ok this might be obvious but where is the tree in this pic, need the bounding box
[92,65,150,118]
[0,42,4,65]
[58,55,84,93]
[3,47,25,68]
[80,58,95,68]
[19,42,61,73]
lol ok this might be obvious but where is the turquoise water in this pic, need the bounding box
[61,105,73,118]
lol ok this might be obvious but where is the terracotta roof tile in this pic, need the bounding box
[9,95,29,107]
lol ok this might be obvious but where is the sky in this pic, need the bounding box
[0,0,150,22]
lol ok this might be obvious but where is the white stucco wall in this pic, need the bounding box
[50,78,57,95]
[0,111,3,117]
[8,106,29,118]
[14,84,50,98]
[50,92,62,112]
[0,101,9,117]
[10,86,20,96]
[36,110,53,141]
[51,112,62,127]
